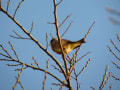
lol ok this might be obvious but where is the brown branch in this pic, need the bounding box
[59,14,72,28]
[77,58,91,76]
[8,41,20,61]
[61,21,73,38]
[77,52,91,63]
[53,0,71,89]
[107,45,120,61]
[42,60,49,90]
[0,7,66,86]
[6,0,10,12]
[29,21,33,34]
[99,65,110,90]
[13,65,24,90]
[10,30,31,40]
[106,7,120,16]
[13,0,24,18]
[109,17,120,25]
[116,33,120,42]
[56,0,63,6]
[84,21,95,39]
[110,39,120,52]
[112,75,120,81]
[45,33,48,50]
[112,61,120,69]
[90,86,96,90]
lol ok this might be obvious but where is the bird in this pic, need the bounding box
[50,38,86,54]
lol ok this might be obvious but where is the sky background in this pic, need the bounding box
[0,0,120,90]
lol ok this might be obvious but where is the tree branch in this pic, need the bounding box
[0,7,66,86]
[53,0,72,89]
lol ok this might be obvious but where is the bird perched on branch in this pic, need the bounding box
[50,38,86,54]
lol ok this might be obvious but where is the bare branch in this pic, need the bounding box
[116,33,120,42]
[112,61,120,69]
[42,60,49,90]
[6,0,10,12]
[90,86,96,90]
[110,39,120,52]
[109,17,120,25]
[106,7,120,16]
[112,75,120,81]
[0,7,66,83]
[13,65,24,90]
[52,65,62,73]
[53,0,68,78]
[59,14,72,28]
[56,0,63,6]
[107,45,120,61]
[10,30,31,40]
[77,58,91,76]
[29,21,33,34]
[45,33,48,50]
[61,21,73,38]
[84,21,95,39]
[8,41,20,61]
[13,0,24,18]
[32,56,40,68]
[53,0,72,89]
[77,52,91,63]
[99,65,110,90]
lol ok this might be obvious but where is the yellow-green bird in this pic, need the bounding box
[50,38,86,54]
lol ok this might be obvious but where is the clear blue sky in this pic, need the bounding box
[0,0,120,90]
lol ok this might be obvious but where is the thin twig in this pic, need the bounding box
[85,21,95,39]
[8,41,20,61]
[112,75,120,81]
[13,0,24,18]
[61,21,73,38]
[45,33,48,50]
[99,65,109,90]
[10,30,31,40]
[52,65,62,73]
[77,52,91,63]
[77,58,91,76]
[106,7,120,16]
[13,65,25,90]
[42,60,49,90]
[56,0,63,6]
[6,0,10,12]
[59,14,72,28]
[107,45,120,61]
[116,34,120,42]
[53,0,68,78]
[29,21,33,34]
[112,61,120,69]
[110,39,120,52]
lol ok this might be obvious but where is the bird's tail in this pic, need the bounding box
[70,38,86,49]
[77,38,86,43]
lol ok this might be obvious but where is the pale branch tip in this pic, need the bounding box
[13,0,24,18]
[56,0,63,6]
[6,0,11,12]
[61,21,73,38]
[29,21,33,34]
[59,14,72,28]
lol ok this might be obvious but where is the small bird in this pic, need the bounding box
[50,38,86,54]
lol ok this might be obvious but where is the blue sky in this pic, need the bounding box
[0,0,120,90]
